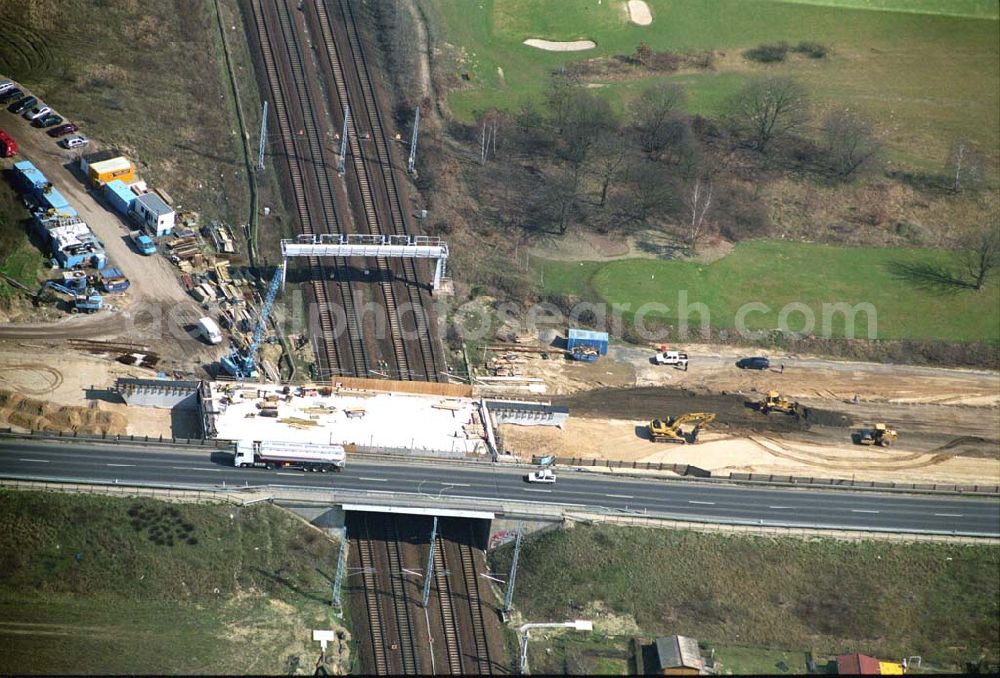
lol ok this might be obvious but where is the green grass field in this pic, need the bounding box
[0,178,42,305]
[491,525,1000,672]
[422,0,999,168]
[534,240,1000,342]
[0,490,342,674]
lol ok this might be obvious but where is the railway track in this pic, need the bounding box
[308,0,444,382]
[309,0,413,380]
[249,0,371,378]
[433,537,464,673]
[334,0,444,381]
[385,520,420,674]
[354,516,390,674]
[457,527,494,675]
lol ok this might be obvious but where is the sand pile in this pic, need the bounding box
[0,389,127,435]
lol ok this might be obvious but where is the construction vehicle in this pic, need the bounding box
[648,412,716,444]
[38,280,103,313]
[220,264,283,379]
[234,440,345,471]
[757,390,802,416]
[854,423,898,448]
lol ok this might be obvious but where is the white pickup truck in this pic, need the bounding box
[654,350,689,369]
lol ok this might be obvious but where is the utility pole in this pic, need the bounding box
[331,527,348,612]
[257,101,268,172]
[421,516,438,607]
[504,521,524,613]
[338,105,350,173]
[407,106,420,174]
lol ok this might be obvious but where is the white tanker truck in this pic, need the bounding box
[234,440,346,472]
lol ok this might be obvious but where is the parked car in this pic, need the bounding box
[0,80,14,94]
[0,88,23,103]
[47,122,79,138]
[8,96,36,114]
[525,468,557,483]
[24,105,52,121]
[33,114,63,129]
[60,135,89,150]
[736,356,770,370]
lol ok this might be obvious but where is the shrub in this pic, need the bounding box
[793,41,828,58]
[743,42,789,63]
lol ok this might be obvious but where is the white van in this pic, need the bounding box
[196,317,223,345]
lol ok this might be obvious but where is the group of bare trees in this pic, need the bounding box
[465,69,995,283]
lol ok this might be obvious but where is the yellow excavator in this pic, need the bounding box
[757,390,803,416]
[854,423,898,448]
[648,412,716,444]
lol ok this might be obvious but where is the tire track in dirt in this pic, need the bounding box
[0,363,63,396]
[749,435,979,472]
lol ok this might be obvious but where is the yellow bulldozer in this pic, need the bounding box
[648,412,716,444]
[854,423,898,447]
[757,390,803,416]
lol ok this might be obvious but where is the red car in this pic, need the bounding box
[47,122,79,138]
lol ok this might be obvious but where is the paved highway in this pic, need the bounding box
[1,439,997,536]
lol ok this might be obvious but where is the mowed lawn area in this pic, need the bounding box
[490,525,1000,673]
[0,491,341,674]
[422,0,999,167]
[534,241,1000,342]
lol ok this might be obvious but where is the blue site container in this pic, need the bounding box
[39,186,70,212]
[13,159,48,193]
[567,328,609,362]
[104,179,135,215]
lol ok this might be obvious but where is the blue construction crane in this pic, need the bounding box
[220,264,284,379]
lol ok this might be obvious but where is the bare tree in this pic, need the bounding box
[681,177,714,253]
[613,160,678,230]
[822,109,882,179]
[633,41,654,67]
[630,82,688,158]
[590,131,629,207]
[961,220,1000,291]
[559,89,618,169]
[544,71,582,132]
[536,166,586,235]
[724,76,810,153]
[947,140,986,193]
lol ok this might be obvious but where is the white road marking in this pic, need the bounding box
[19,458,50,463]
[276,472,301,476]
[170,466,218,472]
[688,500,715,505]
[768,506,792,510]
[934,513,963,518]
[524,488,552,493]
[851,509,880,514]
[359,477,388,482]
[605,494,634,499]
[366,490,393,494]
[107,463,136,467]
[443,482,471,487]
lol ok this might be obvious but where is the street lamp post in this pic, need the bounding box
[518,620,593,675]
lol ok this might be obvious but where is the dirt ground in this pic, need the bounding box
[0,344,192,437]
